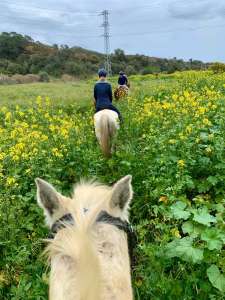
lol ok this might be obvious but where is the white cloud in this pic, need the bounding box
[0,0,224,61]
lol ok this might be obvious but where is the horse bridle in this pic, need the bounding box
[48,210,137,268]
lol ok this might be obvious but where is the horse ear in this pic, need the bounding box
[35,178,62,221]
[110,175,133,210]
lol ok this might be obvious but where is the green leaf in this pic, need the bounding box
[182,221,203,238]
[207,176,218,186]
[200,132,208,142]
[193,207,217,227]
[170,201,191,220]
[207,265,225,293]
[166,237,204,264]
[213,203,225,213]
[219,233,225,244]
[201,228,223,250]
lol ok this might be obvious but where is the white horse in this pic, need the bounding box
[36,175,134,300]
[94,109,120,157]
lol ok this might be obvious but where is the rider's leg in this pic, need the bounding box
[108,104,123,123]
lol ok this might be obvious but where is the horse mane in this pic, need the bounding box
[45,181,111,300]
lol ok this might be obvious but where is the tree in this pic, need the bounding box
[7,62,24,75]
[0,32,29,60]
[125,65,136,75]
[113,49,127,62]
[210,62,225,74]
[142,65,161,75]
[64,62,83,77]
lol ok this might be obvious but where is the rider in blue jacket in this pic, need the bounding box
[94,69,122,122]
[118,71,128,86]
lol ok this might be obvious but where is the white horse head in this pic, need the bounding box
[36,175,134,300]
[94,109,120,157]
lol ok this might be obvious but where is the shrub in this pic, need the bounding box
[210,62,225,74]
[11,74,40,84]
[39,71,50,82]
[0,74,16,85]
[61,74,76,82]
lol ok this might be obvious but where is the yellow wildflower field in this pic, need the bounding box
[0,71,225,299]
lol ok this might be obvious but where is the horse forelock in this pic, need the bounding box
[72,181,111,211]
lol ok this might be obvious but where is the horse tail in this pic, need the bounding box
[100,113,113,157]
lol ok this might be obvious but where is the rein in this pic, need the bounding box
[49,210,137,268]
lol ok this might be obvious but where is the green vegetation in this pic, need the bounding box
[210,63,225,74]
[0,32,208,79]
[0,81,92,106]
[0,71,225,299]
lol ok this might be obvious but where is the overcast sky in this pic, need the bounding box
[0,0,225,62]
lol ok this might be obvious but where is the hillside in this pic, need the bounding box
[0,32,208,78]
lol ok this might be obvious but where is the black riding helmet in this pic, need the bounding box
[98,69,107,77]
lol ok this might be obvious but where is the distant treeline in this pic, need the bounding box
[0,32,209,78]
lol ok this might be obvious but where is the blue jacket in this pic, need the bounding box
[118,75,128,86]
[94,81,112,109]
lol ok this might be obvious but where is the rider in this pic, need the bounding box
[118,71,128,87]
[94,69,122,122]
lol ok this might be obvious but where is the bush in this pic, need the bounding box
[61,74,76,82]
[39,71,49,82]
[7,62,24,75]
[0,74,41,85]
[142,65,161,75]
[0,74,16,85]
[11,74,40,84]
[210,62,225,74]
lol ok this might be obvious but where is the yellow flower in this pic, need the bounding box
[159,196,168,204]
[185,125,192,134]
[52,148,63,158]
[18,111,25,117]
[6,177,16,186]
[36,96,42,105]
[198,107,206,114]
[171,228,181,238]
[168,139,177,144]
[0,152,6,160]
[177,160,185,168]
[203,118,212,126]
[205,146,212,154]
[5,111,12,121]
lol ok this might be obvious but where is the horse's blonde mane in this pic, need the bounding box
[45,181,113,300]
[37,176,133,300]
